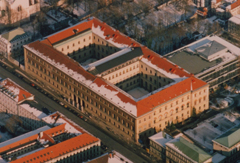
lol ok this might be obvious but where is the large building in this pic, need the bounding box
[212,125,240,163]
[0,27,32,59]
[0,0,40,25]
[0,111,101,163]
[0,78,49,129]
[165,35,240,90]
[23,17,209,142]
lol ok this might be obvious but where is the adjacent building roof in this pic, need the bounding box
[167,51,221,74]
[195,40,227,61]
[231,0,240,9]
[166,35,238,75]
[213,125,240,148]
[0,78,33,103]
[167,137,212,163]
[0,126,51,154]
[83,151,133,163]
[1,27,28,42]
[11,133,99,163]
[149,131,173,147]
[229,14,240,25]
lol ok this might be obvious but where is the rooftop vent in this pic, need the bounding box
[73,29,78,34]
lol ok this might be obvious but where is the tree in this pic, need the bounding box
[192,107,197,117]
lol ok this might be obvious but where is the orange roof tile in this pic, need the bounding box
[231,0,240,9]
[44,123,66,135]
[11,133,99,163]
[0,134,38,154]
[137,77,207,114]
[141,47,190,78]
[47,112,86,133]
[0,78,33,103]
[0,125,65,154]
[27,41,95,81]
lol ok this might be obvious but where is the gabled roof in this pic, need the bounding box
[0,78,33,103]
[11,133,99,163]
[167,137,212,163]
[26,41,95,82]
[137,77,207,113]
[1,27,27,42]
[140,47,190,78]
[231,0,240,10]
[25,17,208,117]
[213,125,240,148]
[0,125,56,154]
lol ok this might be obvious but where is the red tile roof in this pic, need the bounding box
[27,41,95,81]
[45,18,140,48]
[25,17,208,117]
[0,78,33,103]
[47,112,86,133]
[0,124,65,154]
[137,77,207,114]
[141,47,190,78]
[231,0,240,9]
[11,133,99,163]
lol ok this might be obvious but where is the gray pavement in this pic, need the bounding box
[0,65,152,163]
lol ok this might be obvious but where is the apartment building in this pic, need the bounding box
[149,131,173,162]
[0,27,31,59]
[0,78,49,129]
[212,125,240,163]
[228,14,240,35]
[23,17,209,142]
[0,0,40,25]
[165,35,240,91]
[166,136,213,163]
[0,114,101,163]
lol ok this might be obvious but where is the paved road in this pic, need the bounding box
[0,65,150,163]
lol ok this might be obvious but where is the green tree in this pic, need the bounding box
[192,107,196,117]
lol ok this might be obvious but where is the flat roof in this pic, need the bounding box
[89,47,143,75]
[149,131,173,147]
[195,40,227,60]
[167,51,220,74]
[167,137,212,163]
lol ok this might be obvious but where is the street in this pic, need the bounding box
[0,65,150,163]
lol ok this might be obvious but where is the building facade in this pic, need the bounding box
[149,131,173,162]
[0,78,48,129]
[0,27,31,59]
[228,14,240,35]
[24,17,209,142]
[0,0,40,25]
